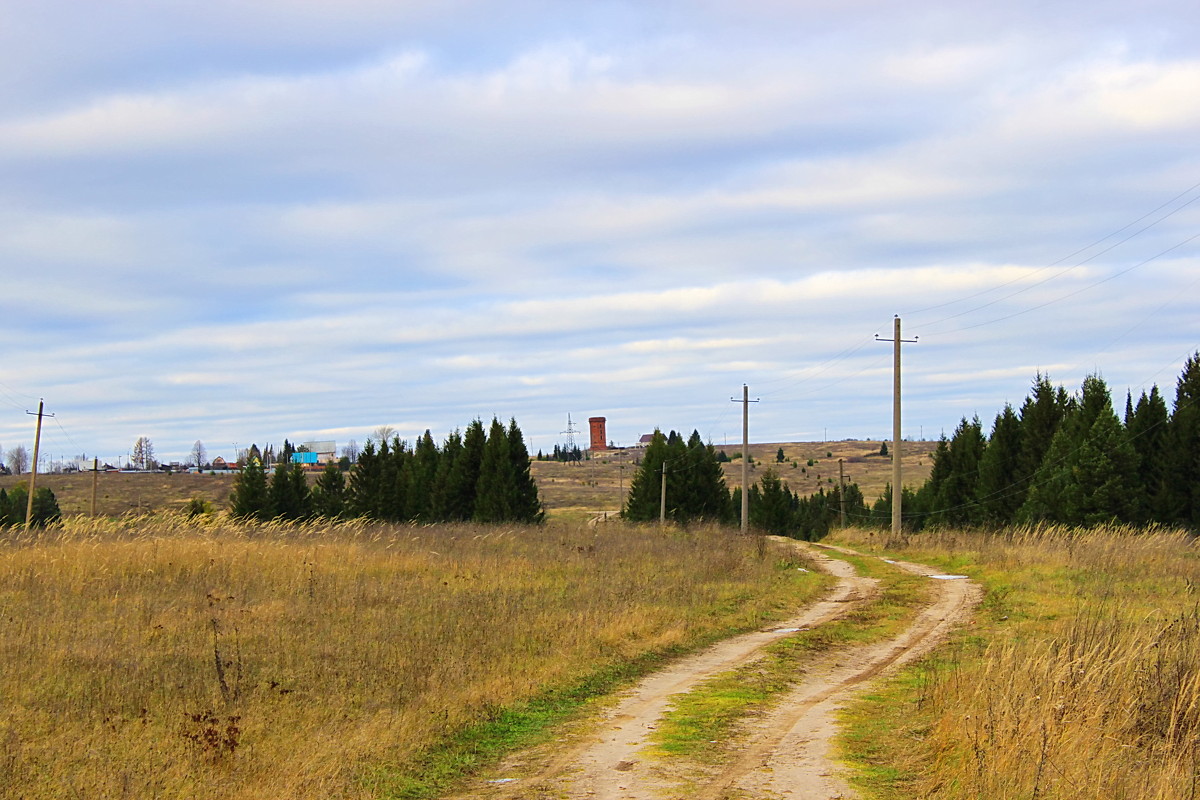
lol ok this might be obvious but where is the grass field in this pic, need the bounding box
[0,515,827,799]
[0,439,935,523]
[834,524,1200,800]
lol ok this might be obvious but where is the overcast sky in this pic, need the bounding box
[2,0,1198,466]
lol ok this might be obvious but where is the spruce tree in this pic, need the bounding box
[1021,375,1139,525]
[976,404,1024,525]
[405,430,440,520]
[430,430,463,521]
[1126,386,1169,523]
[681,430,732,523]
[750,469,795,535]
[444,419,485,521]
[623,431,668,521]
[1164,353,1200,526]
[474,417,515,523]
[1016,373,1070,501]
[310,461,347,519]
[230,456,271,521]
[270,463,310,521]
[506,418,544,523]
[937,416,986,527]
[348,440,382,518]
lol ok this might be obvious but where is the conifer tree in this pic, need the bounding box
[348,440,382,518]
[676,430,732,523]
[474,417,515,523]
[230,456,271,521]
[506,417,544,523]
[444,419,485,521]
[1016,373,1070,501]
[1164,353,1200,526]
[976,404,1024,524]
[749,469,795,535]
[270,462,310,520]
[431,430,463,520]
[623,430,668,521]
[377,438,408,521]
[1021,375,1139,524]
[310,461,347,519]
[405,430,439,520]
[937,416,986,527]
[1126,386,1169,523]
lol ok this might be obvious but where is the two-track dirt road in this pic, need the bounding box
[451,539,980,800]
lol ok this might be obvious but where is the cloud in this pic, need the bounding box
[1,1,1198,463]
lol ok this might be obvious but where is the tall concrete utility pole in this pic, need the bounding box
[876,317,917,538]
[24,400,50,529]
[730,385,759,533]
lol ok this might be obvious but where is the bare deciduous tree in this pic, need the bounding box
[132,436,155,470]
[6,445,28,474]
[371,426,395,446]
[190,440,207,468]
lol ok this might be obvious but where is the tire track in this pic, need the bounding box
[450,540,979,800]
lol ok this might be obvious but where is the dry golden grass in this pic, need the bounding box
[835,525,1200,800]
[0,515,825,799]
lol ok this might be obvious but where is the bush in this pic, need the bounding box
[185,497,214,518]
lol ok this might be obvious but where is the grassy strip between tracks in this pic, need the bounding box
[834,525,1200,800]
[648,547,933,764]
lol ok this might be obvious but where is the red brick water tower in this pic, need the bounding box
[588,417,607,451]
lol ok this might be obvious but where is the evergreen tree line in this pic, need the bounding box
[621,429,868,538]
[879,353,1200,530]
[229,417,544,524]
[537,443,583,462]
[0,485,62,528]
[739,469,868,540]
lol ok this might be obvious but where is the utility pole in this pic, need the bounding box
[24,400,52,529]
[838,458,846,527]
[659,461,667,526]
[730,384,760,533]
[91,457,99,517]
[876,316,918,538]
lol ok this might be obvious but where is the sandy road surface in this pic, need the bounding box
[450,539,979,800]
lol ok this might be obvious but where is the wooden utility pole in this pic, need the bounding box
[838,458,846,527]
[24,400,49,529]
[91,457,99,517]
[876,317,917,537]
[731,385,759,533]
[659,462,667,525]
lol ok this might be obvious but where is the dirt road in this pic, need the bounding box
[452,539,979,800]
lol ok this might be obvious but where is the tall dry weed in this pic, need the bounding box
[840,524,1200,799]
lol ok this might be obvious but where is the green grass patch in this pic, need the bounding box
[649,549,933,764]
[363,650,679,798]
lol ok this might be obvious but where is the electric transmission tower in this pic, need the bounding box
[561,413,580,463]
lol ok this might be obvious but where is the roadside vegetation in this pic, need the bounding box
[0,515,824,799]
[836,524,1200,799]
